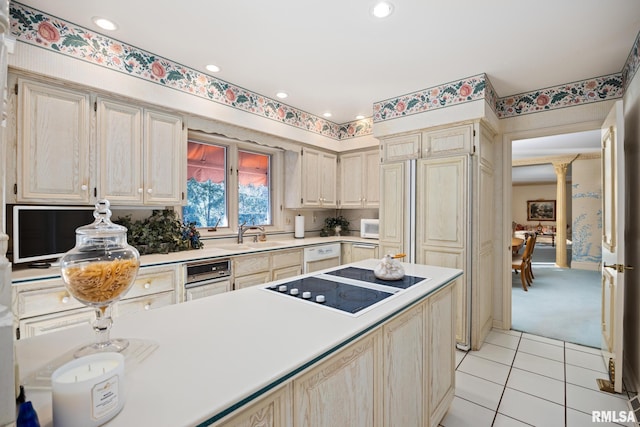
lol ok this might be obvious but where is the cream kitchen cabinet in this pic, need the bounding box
[12,75,186,206]
[378,162,407,258]
[378,120,495,350]
[292,283,455,427]
[233,248,303,290]
[284,147,337,208]
[185,280,232,301]
[339,149,380,208]
[16,77,92,203]
[13,263,181,339]
[217,383,292,427]
[341,242,379,264]
[380,132,421,163]
[96,98,185,205]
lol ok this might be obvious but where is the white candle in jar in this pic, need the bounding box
[52,353,125,427]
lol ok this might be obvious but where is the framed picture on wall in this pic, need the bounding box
[527,200,556,221]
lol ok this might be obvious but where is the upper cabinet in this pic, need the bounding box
[14,77,186,206]
[17,79,92,203]
[285,147,337,209]
[380,123,476,163]
[339,149,380,208]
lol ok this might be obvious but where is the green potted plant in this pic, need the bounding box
[115,210,203,255]
[323,215,349,237]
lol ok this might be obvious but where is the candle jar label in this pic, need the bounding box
[91,375,119,420]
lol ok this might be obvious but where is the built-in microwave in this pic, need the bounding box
[360,219,379,239]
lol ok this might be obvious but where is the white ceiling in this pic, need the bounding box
[512,130,602,184]
[14,0,640,125]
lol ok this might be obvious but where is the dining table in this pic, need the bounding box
[512,237,524,254]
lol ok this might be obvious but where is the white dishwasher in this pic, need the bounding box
[303,243,341,273]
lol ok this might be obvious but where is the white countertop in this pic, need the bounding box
[15,260,461,426]
[11,235,379,283]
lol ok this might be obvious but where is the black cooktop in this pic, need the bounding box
[325,267,426,289]
[266,276,394,315]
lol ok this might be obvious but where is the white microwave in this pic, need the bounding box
[360,219,380,239]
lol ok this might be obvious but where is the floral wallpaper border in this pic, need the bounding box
[8,3,640,139]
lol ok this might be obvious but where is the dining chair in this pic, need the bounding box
[512,235,534,291]
[526,233,537,283]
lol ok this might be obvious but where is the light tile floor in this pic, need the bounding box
[441,329,638,427]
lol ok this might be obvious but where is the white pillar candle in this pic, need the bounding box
[51,352,125,427]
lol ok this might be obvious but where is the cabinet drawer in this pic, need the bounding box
[17,283,83,318]
[19,307,94,339]
[234,271,271,290]
[233,253,270,277]
[116,291,175,318]
[126,265,177,299]
[272,249,302,269]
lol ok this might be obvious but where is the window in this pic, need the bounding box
[238,150,271,226]
[183,141,227,228]
[183,133,282,233]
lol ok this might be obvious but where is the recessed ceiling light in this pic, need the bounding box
[371,1,394,18]
[276,92,288,99]
[206,64,221,73]
[355,115,365,120]
[92,16,118,31]
[323,112,332,118]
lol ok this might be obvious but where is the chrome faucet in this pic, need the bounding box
[238,223,265,243]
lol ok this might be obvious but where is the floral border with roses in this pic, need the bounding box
[9,3,375,141]
[8,3,639,135]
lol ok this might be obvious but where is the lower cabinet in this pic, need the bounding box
[342,242,379,264]
[233,249,302,290]
[218,384,292,427]
[185,280,232,302]
[213,283,456,427]
[13,264,181,339]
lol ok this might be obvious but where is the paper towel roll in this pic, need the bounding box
[294,215,305,238]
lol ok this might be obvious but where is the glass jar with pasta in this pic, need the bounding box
[60,199,140,357]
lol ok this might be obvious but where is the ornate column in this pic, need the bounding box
[553,162,569,267]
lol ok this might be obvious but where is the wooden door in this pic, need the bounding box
[97,98,143,204]
[599,100,629,394]
[415,155,469,348]
[363,150,380,207]
[301,148,321,207]
[379,162,406,257]
[18,79,91,203]
[144,109,185,205]
[320,152,337,207]
[339,152,363,207]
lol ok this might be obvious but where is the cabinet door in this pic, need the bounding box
[319,152,337,207]
[218,383,292,427]
[185,280,231,301]
[382,302,425,427]
[351,244,378,262]
[272,265,302,282]
[428,285,455,427]
[416,155,469,347]
[144,109,185,205]
[17,79,91,203]
[97,98,144,204]
[339,152,363,208]
[301,148,321,207]
[363,150,380,207]
[293,331,381,427]
[422,124,473,158]
[379,162,406,256]
[381,133,420,163]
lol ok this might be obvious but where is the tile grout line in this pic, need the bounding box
[564,340,568,427]
[490,333,522,426]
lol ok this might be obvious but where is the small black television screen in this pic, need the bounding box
[9,205,95,266]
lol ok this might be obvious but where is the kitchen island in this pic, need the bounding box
[15,260,461,427]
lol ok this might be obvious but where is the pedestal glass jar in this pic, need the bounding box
[60,200,140,357]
